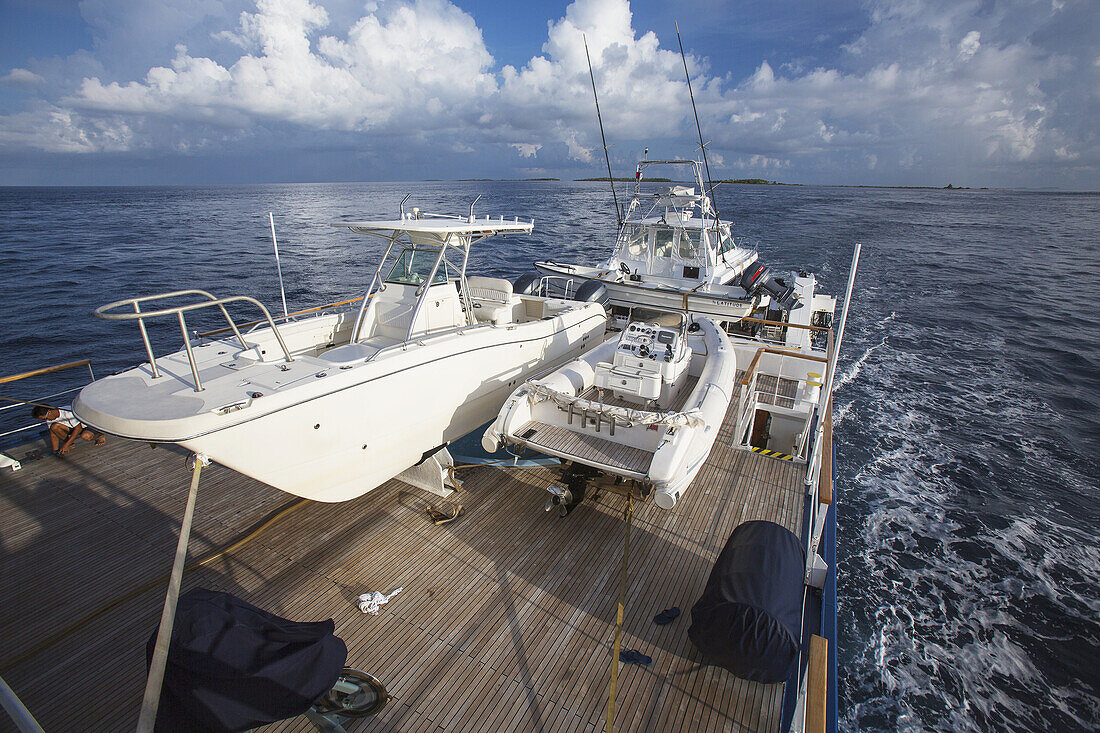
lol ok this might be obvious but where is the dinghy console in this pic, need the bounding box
[594,311,689,406]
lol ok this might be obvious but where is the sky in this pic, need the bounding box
[0,0,1096,188]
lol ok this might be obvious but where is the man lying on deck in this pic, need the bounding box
[32,405,106,456]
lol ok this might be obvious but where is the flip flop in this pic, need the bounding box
[653,606,681,625]
[619,649,652,665]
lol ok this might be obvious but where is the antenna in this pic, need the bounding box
[675,23,719,221]
[269,212,288,319]
[583,34,622,226]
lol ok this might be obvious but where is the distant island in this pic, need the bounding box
[579,177,977,190]
[432,177,979,190]
[577,176,672,182]
[716,179,779,185]
[456,177,560,181]
[578,177,777,185]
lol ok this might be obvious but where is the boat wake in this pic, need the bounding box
[833,312,894,427]
[836,311,1100,731]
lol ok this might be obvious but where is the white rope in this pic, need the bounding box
[523,381,705,429]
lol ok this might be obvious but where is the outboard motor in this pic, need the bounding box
[513,273,540,296]
[547,464,598,516]
[574,280,609,305]
[738,263,801,311]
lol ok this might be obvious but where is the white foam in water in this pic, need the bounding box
[833,312,895,427]
[837,295,1100,730]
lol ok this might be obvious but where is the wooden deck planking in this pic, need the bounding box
[0,397,806,733]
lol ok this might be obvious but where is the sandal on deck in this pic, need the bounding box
[619,649,652,665]
[653,606,681,625]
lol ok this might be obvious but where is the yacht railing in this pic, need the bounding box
[789,243,859,733]
[803,244,859,555]
[537,275,576,299]
[94,290,293,393]
[733,347,827,451]
[0,359,96,444]
[195,295,365,340]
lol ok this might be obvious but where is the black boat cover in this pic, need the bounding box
[688,520,805,683]
[146,588,347,732]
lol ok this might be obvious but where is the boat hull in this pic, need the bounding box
[75,305,606,502]
[535,261,755,321]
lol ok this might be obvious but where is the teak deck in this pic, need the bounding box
[0,395,806,733]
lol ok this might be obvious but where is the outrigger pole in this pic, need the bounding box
[675,23,720,221]
[583,35,622,226]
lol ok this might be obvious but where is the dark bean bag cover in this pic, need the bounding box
[146,588,347,732]
[688,520,805,683]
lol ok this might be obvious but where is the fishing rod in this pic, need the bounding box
[675,22,719,221]
[583,35,622,226]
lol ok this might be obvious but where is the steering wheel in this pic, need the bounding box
[619,262,630,275]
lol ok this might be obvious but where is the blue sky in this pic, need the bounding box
[0,0,1096,188]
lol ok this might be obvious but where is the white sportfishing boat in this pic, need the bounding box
[533,158,805,321]
[73,206,607,502]
[483,308,734,512]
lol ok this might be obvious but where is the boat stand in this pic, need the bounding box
[138,453,209,732]
[395,446,461,497]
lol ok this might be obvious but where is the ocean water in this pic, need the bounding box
[0,181,1097,730]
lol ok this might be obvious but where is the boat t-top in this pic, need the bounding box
[534,158,801,321]
[73,203,607,502]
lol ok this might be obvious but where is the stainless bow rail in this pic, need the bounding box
[95,290,294,392]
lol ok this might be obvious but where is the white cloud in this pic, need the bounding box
[495,0,695,156]
[0,68,45,87]
[69,0,495,135]
[510,143,542,158]
[698,0,1087,180]
[0,104,134,153]
[958,31,981,59]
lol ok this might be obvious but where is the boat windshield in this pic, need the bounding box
[628,307,685,329]
[679,228,702,259]
[624,225,648,257]
[717,225,738,256]
[654,229,675,259]
[385,247,448,286]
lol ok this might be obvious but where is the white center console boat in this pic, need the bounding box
[73,207,607,502]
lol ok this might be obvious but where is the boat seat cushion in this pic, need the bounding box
[466,276,513,304]
[467,276,518,325]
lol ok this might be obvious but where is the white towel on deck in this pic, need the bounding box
[357,587,403,615]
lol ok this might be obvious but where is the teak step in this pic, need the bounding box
[518,421,653,475]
